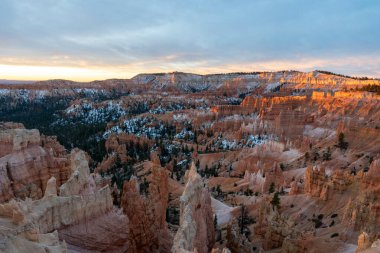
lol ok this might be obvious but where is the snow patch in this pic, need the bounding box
[211,197,235,226]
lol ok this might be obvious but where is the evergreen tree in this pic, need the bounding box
[268,182,275,194]
[271,192,281,210]
[238,205,255,236]
[323,147,332,161]
[140,178,150,196]
[338,132,348,150]
[214,215,218,229]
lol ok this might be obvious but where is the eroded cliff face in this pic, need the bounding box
[304,166,355,201]
[0,69,379,253]
[172,163,215,253]
[0,127,128,253]
[121,166,172,253]
[343,160,380,240]
[133,71,380,93]
[0,123,70,203]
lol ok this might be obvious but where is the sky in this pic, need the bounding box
[0,0,379,81]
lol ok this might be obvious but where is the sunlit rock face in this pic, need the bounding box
[172,163,215,253]
[133,71,380,93]
[0,69,379,253]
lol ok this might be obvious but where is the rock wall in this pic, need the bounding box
[304,166,353,201]
[0,123,40,157]
[0,230,67,253]
[0,145,118,253]
[172,163,215,253]
[121,166,172,253]
[0,125,70,203]
[343,160,380,234]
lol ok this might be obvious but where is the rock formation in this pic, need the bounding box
[0,123,70,203]
[225,219,253,253]
[0,123,40,156]
[0,229,67,253]
[43,177,57,197]
[0,137,124,253]
[0,68,379,253]
[303,166,353,201]
[343,160,380,237]
[356,232,372,253]
[172,162,215,253]
[304,166,329,200]
[121,166,172,253]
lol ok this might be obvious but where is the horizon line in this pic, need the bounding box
[1,69,380,84]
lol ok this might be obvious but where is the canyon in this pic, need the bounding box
[0,70,379,253]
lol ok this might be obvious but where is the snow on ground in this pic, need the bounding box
[265,82,281,93]
[62,101,126,124]
[103,125,123,139]
[121,117,172,139]
[0,89,10,95]
[173,113,190,122]
[337,244,356,253]
[246,134,267,147]
[211,197,236,226]
[34,90,49,99]
[280,149,302,162]
[216,134,270,150]
[283,167,307,180]
[245,81,260,89]
[303,125,336,139]
[174,128,194,140]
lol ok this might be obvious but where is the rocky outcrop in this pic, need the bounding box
[289,181,303,195]
[121,166,171,253]
[58,210,130,253]
[304,166,353,201]
[263,210,294,250]
[354,232,380,253]
[225,219,253,253]
[0,150,113,233]
[0,145,119,253]
[0,124,70,203]
[0,230,67,253]
[237,165,285,194]
[355,232,372,253]
[133,71,380,93]
[43,177,57,198]
[237,170,265,193]
[262,164,286,193]
[343,160,380,234]
[304,166,329,200]
[0,123,40,157]
[59,149,94,196]
[172,162,215,253]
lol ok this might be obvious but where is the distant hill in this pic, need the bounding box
[0,79,36,85]
[1,70,379,92]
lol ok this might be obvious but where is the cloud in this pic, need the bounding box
[0,0,379,80]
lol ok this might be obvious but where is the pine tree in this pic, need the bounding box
[238,205,255,236]
[338,132,348,150]
[268,182,275,194]
[214,215,218,229]
[271,192,281,210]
[323,147,332,161]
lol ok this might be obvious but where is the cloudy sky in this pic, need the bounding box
[0,0,379,81]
